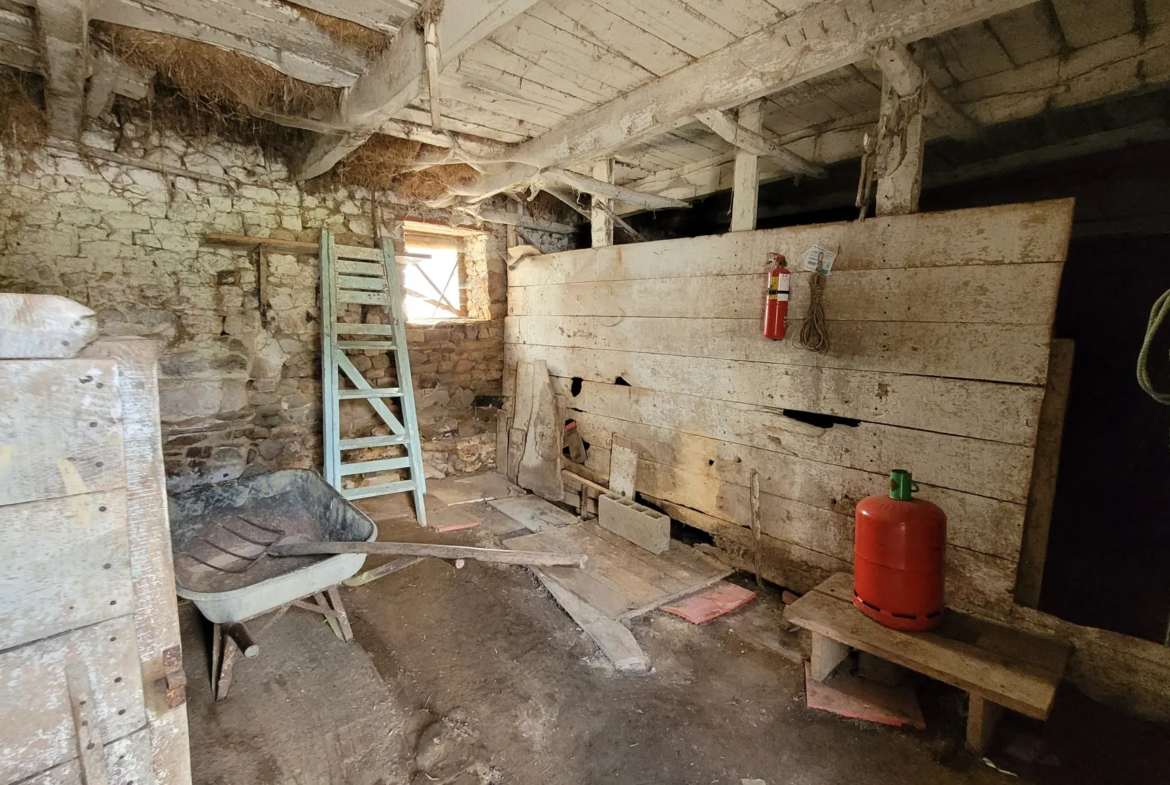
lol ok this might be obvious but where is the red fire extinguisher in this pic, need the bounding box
[853,469,947,632]
[763,253,789,340]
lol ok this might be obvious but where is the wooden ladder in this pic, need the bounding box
[320,229,428,524]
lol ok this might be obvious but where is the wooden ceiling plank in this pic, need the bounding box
[674,0,783,38]
[534,0,693,77]
[489,13,655,97]
[456,0,1038,200]
[36,0,89,140]
[986,2,1062,65]
[297,0,543,179]
[587,0,736,59]
[931,21,1017,82]
[464,41,614,107]
[1050,0,1136,49]
[284,0,407,34]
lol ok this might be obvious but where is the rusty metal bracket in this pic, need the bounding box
[161,645,187,708]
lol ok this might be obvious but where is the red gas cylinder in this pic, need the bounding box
[853,469,947,631]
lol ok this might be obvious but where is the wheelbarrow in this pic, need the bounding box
[169,469,377,700]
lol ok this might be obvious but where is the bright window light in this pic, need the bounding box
[403,246,461,321]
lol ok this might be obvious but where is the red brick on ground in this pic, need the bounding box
[663,582,756,624]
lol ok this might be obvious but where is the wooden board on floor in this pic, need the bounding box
[489,495,579,531]
[504,522,731,620]
[784,573,1070,719]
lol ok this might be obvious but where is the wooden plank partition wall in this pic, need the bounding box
[504,200,1075,618]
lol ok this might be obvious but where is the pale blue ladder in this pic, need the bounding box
[320,229,428,525]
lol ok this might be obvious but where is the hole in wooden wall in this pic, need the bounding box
[782,409,859,429]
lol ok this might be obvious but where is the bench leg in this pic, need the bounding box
[810,633,851,682]
[966,694,1003,755]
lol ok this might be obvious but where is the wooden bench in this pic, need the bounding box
[784,573,1070,753]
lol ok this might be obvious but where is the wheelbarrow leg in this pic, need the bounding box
[211,624,238,702]
[327,587,354,642]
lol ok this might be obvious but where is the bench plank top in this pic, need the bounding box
[784,573,1070,719]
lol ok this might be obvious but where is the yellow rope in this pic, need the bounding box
[799,272,830,353]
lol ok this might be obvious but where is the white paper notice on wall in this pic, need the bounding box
[801,244,838,275]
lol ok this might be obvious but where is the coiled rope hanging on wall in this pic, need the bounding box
[1138,289,1170,447]
[799,272,831,353]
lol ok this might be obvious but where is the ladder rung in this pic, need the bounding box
[339,274,387,292]
[337,259,384,276]
[338,290,389,306]
[338,388,403,399]
[334,244,383,261]
[336,341,398,351]
[343,480,417,500]
[339,434,408,450]
[339,456,412,476]
[336,323,396,336]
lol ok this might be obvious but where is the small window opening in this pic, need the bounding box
[403,244,462,321]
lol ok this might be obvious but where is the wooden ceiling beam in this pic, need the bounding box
[694,107,827,179]
[869,38,981,141]
[295,0,543,180]
[454,0,1038,200]
[36,0,89,139]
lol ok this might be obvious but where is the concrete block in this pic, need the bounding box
[599,492,670,554]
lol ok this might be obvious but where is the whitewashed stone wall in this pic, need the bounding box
[0,124,519,490]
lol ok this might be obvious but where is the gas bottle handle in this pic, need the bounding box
[889,480,921,492]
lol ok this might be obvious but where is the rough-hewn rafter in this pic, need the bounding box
[88,0,368,86]
[296,0,543,180]
[454,0,1037,200]
[694,108,827,179]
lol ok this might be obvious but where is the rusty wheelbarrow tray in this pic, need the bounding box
[169,469,377,625]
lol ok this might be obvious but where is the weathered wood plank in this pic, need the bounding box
[785,573,1068,718]
[508,200,1074,286]
[0,491,133,651]
[1014,339,1075,608]
[531,345,1044,444]
[565,406,1027,561]
[21,727,153,785]
[0,359,125,507]
[507,264,1063,324]
[0,616,146,784]
[550,377,1035,504]
[0,294,98,359]
[82,338,190,784]
[507,316,1053,384]
[628,453,1015,613]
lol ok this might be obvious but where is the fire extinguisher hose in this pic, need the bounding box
[1137,289,1170,446]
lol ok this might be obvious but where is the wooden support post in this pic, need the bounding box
[36,0,89,140]
[810,632,851,682]
[966,693,1004,754]
[875,71,926,216]
[730,100,762,232]
[591,158,615,248]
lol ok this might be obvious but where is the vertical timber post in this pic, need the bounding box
[591,158,614,248]
[730,99,763,231]
[874,42,926,217]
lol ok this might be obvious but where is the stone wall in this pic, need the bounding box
[0,125,524,490]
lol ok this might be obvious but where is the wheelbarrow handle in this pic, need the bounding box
[267,540,587,568]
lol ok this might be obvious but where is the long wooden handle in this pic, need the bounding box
[269,540,587,568]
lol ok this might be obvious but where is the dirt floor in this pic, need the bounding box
[183,475,1170,785]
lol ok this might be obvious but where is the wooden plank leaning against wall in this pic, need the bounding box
[502,200,1075,619]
